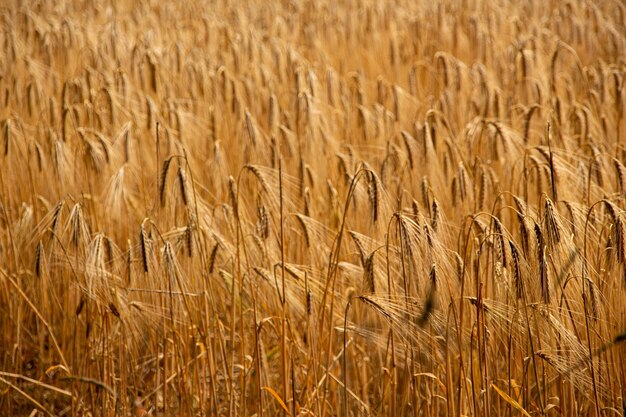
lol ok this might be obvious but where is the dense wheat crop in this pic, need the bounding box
[0,0,625,416]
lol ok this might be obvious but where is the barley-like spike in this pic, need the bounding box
[268,94,277,133]
[306,287,312,315]
[126,239,132,285]
[159,157,173,207]
[618,220,626,265]
[523,105,539,143]
[140,223,149,273]
[605,201,625,264]
[591,157,604,187]
[50,201,64,237]
[431,199,440,232]
[210,108,217,141]
[109,303,120,318]
[546,123,558,201]
[543,197,561,246]
[303,187,311,217]
[534,223,550,304]
[245,110,257,145]
[35,240,44,278]
[76,296,85,317]
[208,242,219,274]
[358,296,393,322]
[185,225,193,258]
[246,165,271,194]
[451,177,459,207]
[349,230,367,266]
[178,165,189,206]
[368,171,379,223]
[398,216,414,266]
[148,57,158,92]
[104,236,114,265]
[393,86,400,121]
[228,176,238,213]
[418,264,437,326]
[299,157,306,196]
[363,251,376,293]
[146,97,154,129]
[454,252,464,283]
[613,158,626,195]
[421,176,430,209]
[164,242,177,284]
[296,215,311,249]
[513,195,527,217]
[509,240,523,300]
[424,223,433,248]
[69,204,85,249]
[32,141,43,172]
[253,267,272,282]
[493,217,507,268]
[478,169,487,210]
[517,214,529,256]
[3,119,9,156]
[401,131,415,170]
[256,204,269,240]
[412,199,420,218]
[429,262,437,288]
[284,264,302,281]
[97,136,110,164]
[562,200,577,235]
[458,163,467,201]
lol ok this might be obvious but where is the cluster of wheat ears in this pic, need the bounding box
[0,0,624,416]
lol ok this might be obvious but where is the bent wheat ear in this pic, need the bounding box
[253,267,271,282]
[35,240,44,278]
[139,223,149,273]
[177,165,189,206]
[431,199,440,232]
[612,158,626,195]
[228,176,238,213]
[534,223,549,304]
[368,171,379,223]
[208,243,219,274]
[159,157,173,207]
[454,252,464,283]
[363,251,375,293]
[478,169,487,210]
[421,176,430,208]
[256,204,269,240]
[418,264,437,326]
[184,225,193,258]
[585,277,599,321]
[412,199,420,217]
[605,201,626,264]
[509,240,523,299]
[543,197,561,246]
[517,212,530,256]
[3,119,9,156]
[68,203,87,249]
[245,111,257,145]
[295,214,311,248]
[493,217,507,268]
[126,239,132,285]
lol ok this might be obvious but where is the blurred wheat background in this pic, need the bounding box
[0,0,625,416]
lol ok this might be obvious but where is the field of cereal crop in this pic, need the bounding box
[0,1,624,415]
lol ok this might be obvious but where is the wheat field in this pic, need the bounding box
[0,0,625,416]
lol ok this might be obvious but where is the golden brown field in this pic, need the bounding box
[0,0,625,416]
